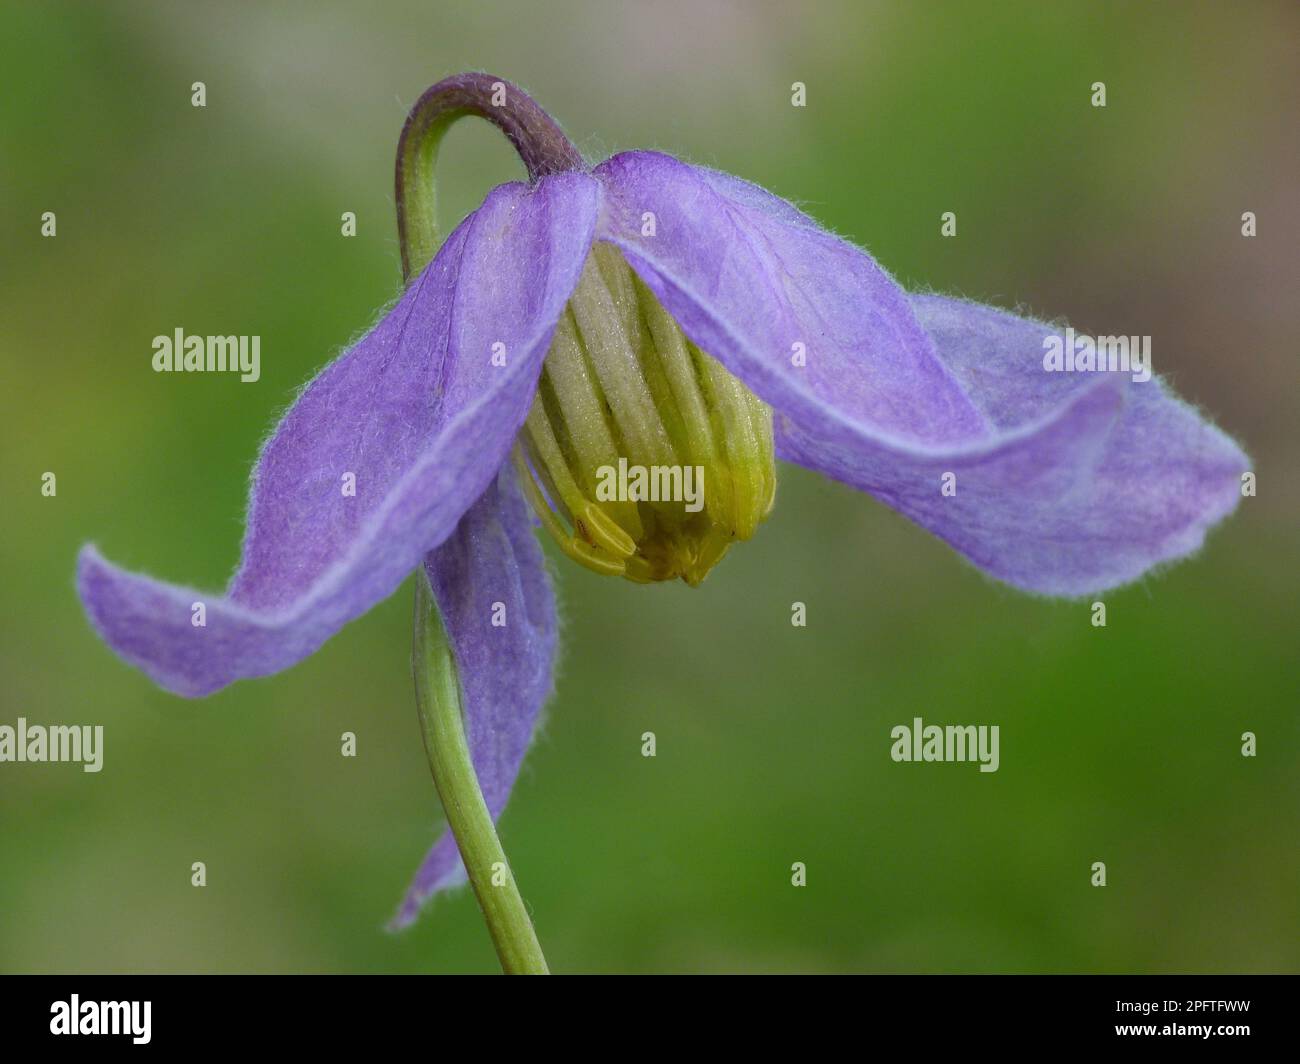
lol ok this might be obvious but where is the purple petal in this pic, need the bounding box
[594,152,1246,595]
[774,298,1247,595]
[857,295,1247,593]
[78,173,598,696]
[390,467,557,929]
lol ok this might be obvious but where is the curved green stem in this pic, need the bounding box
[395,71,585,278]
[412,570,548,974]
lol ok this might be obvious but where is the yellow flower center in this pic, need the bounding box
[515,245,775,585]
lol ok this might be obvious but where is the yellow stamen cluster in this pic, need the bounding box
[516,244,775,585]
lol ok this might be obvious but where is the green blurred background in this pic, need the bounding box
[2,1,1296,973]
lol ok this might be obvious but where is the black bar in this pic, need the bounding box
[1,974,1291,1050]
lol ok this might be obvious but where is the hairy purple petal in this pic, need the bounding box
[391,467,557,928]
[778,296,1248,594]
[78,173,598,696]
[863,295,1247,593]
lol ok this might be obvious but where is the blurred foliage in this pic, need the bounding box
[0,1,1295,972]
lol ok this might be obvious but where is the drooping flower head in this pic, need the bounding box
[76,73,1248,926]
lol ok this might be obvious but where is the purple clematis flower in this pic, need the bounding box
[76,74,1248,929]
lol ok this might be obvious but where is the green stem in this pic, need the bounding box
[412,570,548,975]
[397,73,568,974]
[395,72,584,278]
